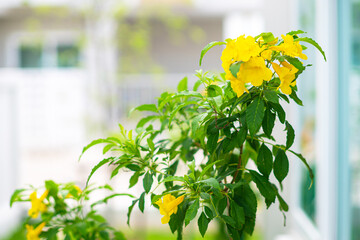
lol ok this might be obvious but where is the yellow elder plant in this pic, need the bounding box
[11,31,325,240]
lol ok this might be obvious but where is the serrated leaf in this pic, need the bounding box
[204,206,214,219]
[257,144,273,178]
[270,103,286,124]
[139,192,145,212]
[249,170,276,206]
[222,215,237,228]
[264,90,279,103]
[273,149,289,185]
[237,126,247,147]
[199,41,226,66]
[217,196,227,215]
[287,30,306,35]
[177,77,188,92]
[285,56,305,71]
[206,130,219,154]
[262,108,276,138]
[86,158,113,186]
[143,172,153,194]
[246,97,265,136]
[185,199,199,226]
[230,201,245,229]
[285,121,295,149]
[289,90,303,106]
[294,37,327,61]
[198,212,210,237]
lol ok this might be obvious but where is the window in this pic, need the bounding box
[16,36,81,69]
[57,44,80,68]
[19,44,42,68]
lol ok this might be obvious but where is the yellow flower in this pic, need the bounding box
[260,49,273,61]
[271,34,307,60]
[237,57,273,87]
[26,222,45,240]
[155,194,185,224]
[221,35,261,73]
[28,190,48,218]
[272,61,298,95]
[65,185,82,198]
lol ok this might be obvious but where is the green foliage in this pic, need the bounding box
[11,30,323,239]
[10,182,131,239]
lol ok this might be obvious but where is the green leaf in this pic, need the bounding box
[139,192,145,213]
[127,199,139,226]
[199,160,222,179]
[168,101,200,127]
[294,37,327,61]
[206,130,219,154]
[230,62,242,78]
[230,201,245,229]
[285,56,305,71]
[143,172,153,194]
[286,30,306,35]
[257,144,273,178]
[10,189,26,207]
[79,138,113,161]
[270,103,286,124]
[246,97,265,136]
[198,212,210,237]
[237,126,247,147]
[289,150,314,188]
[222,215,237,228]
[86,158,112,186]
[273,149,289,185]
[261,32,275,43]
[129,104,158,116]
[199,41,226,66]
[264,90,279,104]
[207,85,223,97]
[136,115,159,129]
[262,108,276,138]
[177,77,188,92]
[277,193,289,212]
[147,138,155,152]
[199,178,221,190]
[217,196,228,215]
[160,176,186,183]
[185,199,200,226]
[289,90,303,106]
[129,172,141,188]
[204,206,214,219]
[91,193,135,208]
[249,170,276,206]
[285,121,295,149]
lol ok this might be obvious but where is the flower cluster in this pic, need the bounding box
[221,34,307,97]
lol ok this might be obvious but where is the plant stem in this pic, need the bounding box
[177,225,183,240]
[231,144,243,184]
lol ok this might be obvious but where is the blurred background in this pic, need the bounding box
[0,0,358,239]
